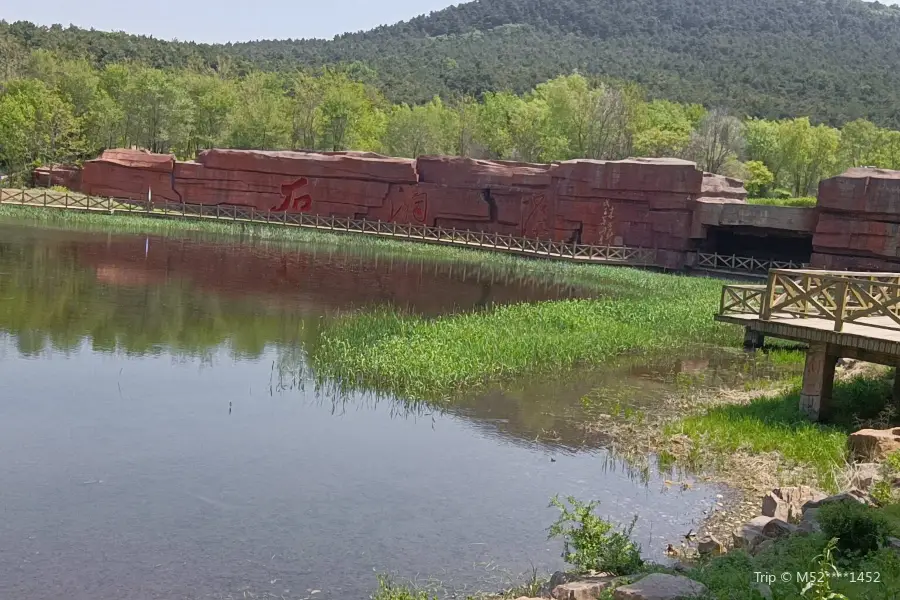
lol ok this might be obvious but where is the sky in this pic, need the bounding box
[0,0,463,43]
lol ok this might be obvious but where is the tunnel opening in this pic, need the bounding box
[699,226,813,264]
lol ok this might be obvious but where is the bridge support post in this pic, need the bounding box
[799,342,838,422]
[743,327,765,350]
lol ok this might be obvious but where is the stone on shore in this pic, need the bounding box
[761,518,798,539]
[697,535,724,555]
[802,489,869,511]
[761,486,826,522]
[613,573,707,600]
[552,576,616,600]
[849,428,900,461]
[850,462,881,491]
[733,516,775,551]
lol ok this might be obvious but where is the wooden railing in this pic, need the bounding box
[696,251,806,275]
[0,188,656,266]
[719,268,900,333]
[719,283,766,315]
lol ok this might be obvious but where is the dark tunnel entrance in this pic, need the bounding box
[699,226,813,264]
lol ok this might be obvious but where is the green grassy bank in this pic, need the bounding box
[309,271,738,400]
[746,196,817,207]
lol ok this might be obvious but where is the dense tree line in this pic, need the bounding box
[3,0,900,127]
[2,51,900,197]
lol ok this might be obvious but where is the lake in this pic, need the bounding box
[0,223,730,600]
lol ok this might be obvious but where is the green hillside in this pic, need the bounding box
[3,0,900,126]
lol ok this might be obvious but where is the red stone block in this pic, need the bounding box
[98,149,175,172]
[416,156,552,189]
[82,161,179,202]
[198,149,418,184]
[551,158,704,194]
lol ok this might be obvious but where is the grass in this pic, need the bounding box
[746,196,817,207]
[309,270,738,400]
[663,371,896,491]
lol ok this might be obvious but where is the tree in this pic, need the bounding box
[0,79,82,180]
[383,97,458,158]
[318,70,385,152]
[181,72,235,156]
[226,72,289,150]
[688,109,744,173]
[287,72,323,151]
[778,118,840,196]
[633,99,698,158]
[839,119,882,168]
[744,160,774,197]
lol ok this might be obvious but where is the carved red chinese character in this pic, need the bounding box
[274,178,313,212]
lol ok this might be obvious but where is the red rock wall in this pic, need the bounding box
[74,149,712,269]
[812,168,900,271]
[31,165,83,190]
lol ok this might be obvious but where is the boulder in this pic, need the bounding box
[31,164,83,190]
[798,508,822,535]
[98,148,175,171]
[697,535,724,555]
[802,489,869,511]
[850,463,882,491]
[761,486,826,522]
[613,574,707,600]
[752,539,778,556]
[551,158,704,195]
[198,149,418,184]
[752,583,774,600]
[849,428,900,461]
[733,516,774,551]
[552,577,616,600]
[700,172,748,201]
[761,518,798,539]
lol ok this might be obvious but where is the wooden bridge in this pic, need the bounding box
[717,269,900,420]
[0,188,656,267]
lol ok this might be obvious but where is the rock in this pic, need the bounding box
[888,537,900,554]
[613,573,707,600]
[762,486,827,522]
[802,489,870,511]
[798,508,822,535]
[849,428,900,461]
[850,462,882,491]
[761,518,798,539]
[733,516,774,551]
[32,164,83,190]
[752,583,774,600]
[700,172,748,201]
[540,571,573,597]
[552,576,615,600]
[752,539,778,556]
[697,535,725,555]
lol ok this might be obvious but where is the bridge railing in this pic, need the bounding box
[720,268,900,332]
[696,251,806,275]
[0,188,656,267]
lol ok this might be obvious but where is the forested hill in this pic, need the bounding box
[4,0,900,126]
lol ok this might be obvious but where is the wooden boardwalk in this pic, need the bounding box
[716,269,900,420]
[0,188,655,267]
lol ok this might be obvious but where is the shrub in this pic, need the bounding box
[800,538,848,600]
[371,574,436,600]
[817,501,893,559]
[548,495,643,575]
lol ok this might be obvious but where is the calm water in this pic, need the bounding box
[0,224,735,600]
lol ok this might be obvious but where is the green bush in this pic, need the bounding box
[817,501,893,559]
[548,495,643,575]
[371,575,436,600]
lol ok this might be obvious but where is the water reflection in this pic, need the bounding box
[0,224,742,600]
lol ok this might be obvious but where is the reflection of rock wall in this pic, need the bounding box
[72,235,588,316]
[812,168,900,271]
[75,149,710,270]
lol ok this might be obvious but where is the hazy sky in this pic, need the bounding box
[1,0,462,43]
